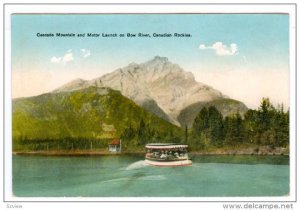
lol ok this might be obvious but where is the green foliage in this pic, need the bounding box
[191,107,223,148]
[207,106,224,146]
[192,107,209,133]
[224,112,245,145]
[184,125,188,144]
[190,98,289,149]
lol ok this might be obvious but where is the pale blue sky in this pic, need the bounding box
[12,14,290,108]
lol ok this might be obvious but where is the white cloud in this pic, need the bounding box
[81,49,91,58]
[51,50,74,64]
[62,52,74,63]
[50,56,62,63]
[199,44,206,50]
[50,49,90,64]
[199,42,238,56]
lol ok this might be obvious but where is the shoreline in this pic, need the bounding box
[190,145,289,156]
[12,150,144,156]
[13,146,289,156]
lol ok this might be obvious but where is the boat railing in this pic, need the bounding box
[145,152,188,161]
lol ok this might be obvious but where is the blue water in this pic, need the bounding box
[12,155,289,197]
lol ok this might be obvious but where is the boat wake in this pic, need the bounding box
[139,175,167,181]
[100,174,167,185]
[101,177,130,184]
[125,160,148,170]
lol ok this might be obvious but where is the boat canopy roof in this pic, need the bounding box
[145,143,188,149]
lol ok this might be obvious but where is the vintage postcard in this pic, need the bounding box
[2,2,297,210]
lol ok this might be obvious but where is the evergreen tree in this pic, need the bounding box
[137,119,146,145]
[184,125,188,144]
[121,124,136,147]
[272,105,289,147]
[192,107,209,148]
[193,107,209,133]
[223,112,245,145]
[191,106,223,148]
[207,106,224,146]
[258,98,273,131]
[259,98,279,145]
[243,109,258,144]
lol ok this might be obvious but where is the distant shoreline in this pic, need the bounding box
[12,150,144,156]
[13,146,289,156]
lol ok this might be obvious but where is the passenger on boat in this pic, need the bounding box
[160,153,167,159]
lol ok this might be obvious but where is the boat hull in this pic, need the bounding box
[145,159,192,167]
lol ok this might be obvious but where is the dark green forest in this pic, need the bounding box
[189,98,289,150]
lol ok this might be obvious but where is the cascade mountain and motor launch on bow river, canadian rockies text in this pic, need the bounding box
[36,32,192,38]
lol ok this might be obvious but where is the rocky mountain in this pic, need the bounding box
[54,56,247,126]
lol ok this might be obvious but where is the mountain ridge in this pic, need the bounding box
[54,56,247,126]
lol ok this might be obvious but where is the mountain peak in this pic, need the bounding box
[141,56,170,69]
[153,56,168,62]
[128,62,139,67]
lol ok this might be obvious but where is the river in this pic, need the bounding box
[13,154,289,197]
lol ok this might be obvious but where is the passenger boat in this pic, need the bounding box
[145,143,192,166]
